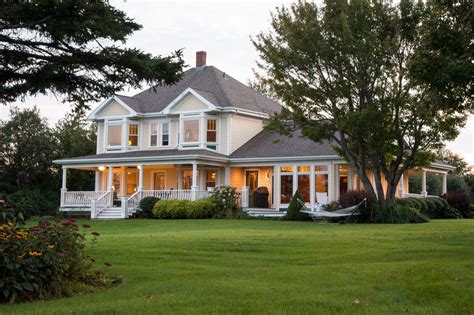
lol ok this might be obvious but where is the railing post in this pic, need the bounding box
[242,186,249,208]
[91,199,97,219]
[60,188,67,207]
[191,187,197,201]
[108,189,114,207]
[121,197,128,218]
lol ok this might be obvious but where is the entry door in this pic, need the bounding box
[153,172,166,190]
[245,170,259,207]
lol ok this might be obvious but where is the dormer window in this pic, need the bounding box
[128,124,139,146]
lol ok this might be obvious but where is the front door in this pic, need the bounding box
[153,172,166,190]
[245,170,259,207]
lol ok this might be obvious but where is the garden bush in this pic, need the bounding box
[284,191,309,221]
[138,196,160,218]
[369,204,428,224]
[0,212,117,304]
[339,190,375,209]
[442,192,471,217]
[395,197,462,219]
[5,190,57,219]
[187,198,217,219]
[153,200,189,219]
[210,185,246,219]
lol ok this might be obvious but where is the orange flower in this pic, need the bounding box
[47,244,55,249]
[29,251,43,257]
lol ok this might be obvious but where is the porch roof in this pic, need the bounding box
[230,129,338,159]
[54,149,227,165]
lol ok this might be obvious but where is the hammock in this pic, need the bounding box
[298,198,366,221]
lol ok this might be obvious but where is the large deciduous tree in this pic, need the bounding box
[253,0,473,208]
[1,0,184,108]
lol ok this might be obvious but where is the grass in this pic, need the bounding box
[1,219,473,314]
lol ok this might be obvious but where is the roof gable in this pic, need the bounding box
[163,88,216,114]
[89,96,138,119]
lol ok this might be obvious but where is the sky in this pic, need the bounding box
[1,0,472,165]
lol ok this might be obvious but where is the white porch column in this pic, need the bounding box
[120,166,127,197]
[273,165,281,211]
[442,173,447,194]
[328,163,334,202]
[224,166,231,185]
[421,169,427,197]
[138,164,144,191]
[241,186,249,208]
[95,171,100,192]
[398,173,404,197]
[191,162,198,200]
[108,166,114,206]
[60,167,68,207]
[292,164,298,195]
[310,164,316,211]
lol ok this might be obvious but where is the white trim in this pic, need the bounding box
[88,96,138,120]
[162,88,217,114]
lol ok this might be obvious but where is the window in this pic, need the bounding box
[207,119,216,142]
[315,165,328,172]
[206,170,217,188]
[150,124,158,147]
[128,124,139,146]
[162,123,169,146]
[280,166,294,172]
[298,174,310,202]
[107,125,122,146]
[315,174,329,204]
[183,120,199,142]
[182,170,193,189]
[280,175,293,204]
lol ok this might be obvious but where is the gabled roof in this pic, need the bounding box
[110,66,282,116]
[231,129,338,159]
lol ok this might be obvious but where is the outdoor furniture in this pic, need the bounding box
[299,198,366,223]
[315,192,328,210]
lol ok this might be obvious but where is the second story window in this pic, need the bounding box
[128,124,139,146]
[183,120,199,143]
[150,124,158,147]
[162,123,169,146]
[207,119,216,142]
[107,124,122,146]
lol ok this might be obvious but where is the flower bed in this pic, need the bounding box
[0,210,119,303]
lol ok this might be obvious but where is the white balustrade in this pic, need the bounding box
[91,191,111,218]
[63,191,107,207]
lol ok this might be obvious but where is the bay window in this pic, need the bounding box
[162,123,169,146]
[128,124,139,146]
[183,120,200,143]
[107,125,122,146]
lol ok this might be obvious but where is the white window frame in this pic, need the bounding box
[149,121,171,148]
[127,123,139,147]
[180,114,201,146]
[105,119,125,151]
[161,122,170,147]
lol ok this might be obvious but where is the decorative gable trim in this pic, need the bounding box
[162,88,217,114]
[88,96,138,120]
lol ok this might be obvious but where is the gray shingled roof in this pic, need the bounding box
[231,130,338,159]
[56,149,227,162]
[115,66,282,115]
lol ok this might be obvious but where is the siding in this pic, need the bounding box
[97,100,130,118]
[231,115,263,153]
[171,94,208,112]
[219,114,228,155]
[96,123,104,154]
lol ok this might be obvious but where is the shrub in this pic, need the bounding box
[5,190,57,219]
[370,204,428,224]
[138,196,160,218]
[152,200,190,219]
[339,190,375,209]
[187,198,216,219]
[442,192,471,217]
[424,198,437,212]
[447,174,469,193]
[284,191,308,221]
[0,215,115,304]
[211,185,245,219]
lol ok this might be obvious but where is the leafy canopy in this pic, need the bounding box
[253,0,473,206]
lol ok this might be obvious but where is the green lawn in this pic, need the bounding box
[1,219,473,314]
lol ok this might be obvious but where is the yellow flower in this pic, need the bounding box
[29,251,43,257]
[47,244,55,249]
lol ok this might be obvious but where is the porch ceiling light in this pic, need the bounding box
[98,166,106,171]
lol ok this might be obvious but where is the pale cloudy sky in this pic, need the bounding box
[1,0,472,165]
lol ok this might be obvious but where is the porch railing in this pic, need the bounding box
[62,191,106,207]
[126,190,143,215]
[141,189,209,201]
[91,191,112,218]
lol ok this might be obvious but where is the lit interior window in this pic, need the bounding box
[183,120,199,142]
[207,119,217,142]
[128,124,139,146]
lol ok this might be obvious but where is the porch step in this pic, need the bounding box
[97,207,123,220]
[245,208,286,218]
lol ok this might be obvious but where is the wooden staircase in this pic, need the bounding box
[97,207,124,219]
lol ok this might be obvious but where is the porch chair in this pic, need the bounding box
[298,198,366,223]
[315,192,328,210]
